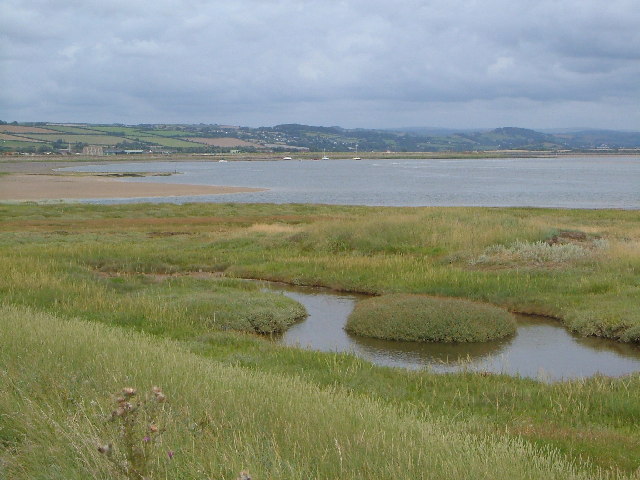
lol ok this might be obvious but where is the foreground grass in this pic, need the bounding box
[0,305,628,479]
[1,202,640,475]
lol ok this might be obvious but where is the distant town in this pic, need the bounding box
[2,121,640,156]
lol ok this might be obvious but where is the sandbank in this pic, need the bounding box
[0,174,265,201]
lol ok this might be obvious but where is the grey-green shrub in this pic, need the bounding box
[470,239,607,266]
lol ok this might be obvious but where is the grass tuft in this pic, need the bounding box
[346,294,516,342]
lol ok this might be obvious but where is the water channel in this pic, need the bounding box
[260,282,640,382]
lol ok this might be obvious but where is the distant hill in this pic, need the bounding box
[553,130,640,149]
[1,120,639,154]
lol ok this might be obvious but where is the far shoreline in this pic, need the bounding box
[1,148,638,173]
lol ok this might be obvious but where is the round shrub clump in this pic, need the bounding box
[346,294,516,343]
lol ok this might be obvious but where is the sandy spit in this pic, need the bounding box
[0,174,265,201]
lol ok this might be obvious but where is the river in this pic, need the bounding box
[62,155,640,208]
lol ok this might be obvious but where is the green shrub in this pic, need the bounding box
[346,294,516,342]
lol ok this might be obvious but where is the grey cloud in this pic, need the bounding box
[1,0,639,129]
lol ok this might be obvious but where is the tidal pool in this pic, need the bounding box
[261,282,640,381]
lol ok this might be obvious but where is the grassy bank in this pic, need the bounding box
[0,304,633,479]
[1,202,640,476]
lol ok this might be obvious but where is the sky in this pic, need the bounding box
[1,0,639,130]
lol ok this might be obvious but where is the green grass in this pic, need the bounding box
[0,304,627,479]
[346,294,517,342]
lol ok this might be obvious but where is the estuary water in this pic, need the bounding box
[263,282,640,381]
[62,155,640,208]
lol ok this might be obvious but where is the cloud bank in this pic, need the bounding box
[2,0,639,129]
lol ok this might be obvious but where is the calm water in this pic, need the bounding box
[261,282,640,381]
[62,156,640,208]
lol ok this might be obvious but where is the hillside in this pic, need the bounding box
[2,120,639,154]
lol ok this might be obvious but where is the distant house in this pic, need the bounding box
[82,145,104,156]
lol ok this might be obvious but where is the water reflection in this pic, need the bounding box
[261,282,640,381]
[347,332,510,366]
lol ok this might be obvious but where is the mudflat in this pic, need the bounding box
[0,174,264,201]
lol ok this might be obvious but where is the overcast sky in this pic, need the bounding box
[2,0,639,130]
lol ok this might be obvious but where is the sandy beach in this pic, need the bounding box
[0,174,264,201]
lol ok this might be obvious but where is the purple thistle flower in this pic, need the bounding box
[143,436,151,442]
[167,450,174,459]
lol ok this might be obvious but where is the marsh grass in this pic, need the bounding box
[346,294,516,342]
[0,305,627,480]
[0,203,638,342]
[0,253,306,337]
[1,203,640,474]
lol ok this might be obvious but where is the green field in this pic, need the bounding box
[1,202,639,478]
[134,135,202,148]
[21,134,124,145]
[142,129,198,137]
[44,125,106,134]
[89,125,147,135]
[0,140,43,149]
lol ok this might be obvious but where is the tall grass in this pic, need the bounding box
[0,305,619,479]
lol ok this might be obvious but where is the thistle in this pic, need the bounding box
[99,386,170,480]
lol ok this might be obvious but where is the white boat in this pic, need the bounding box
[282,156,292,160]
[321,149,329,160]
[352,144,361,160]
